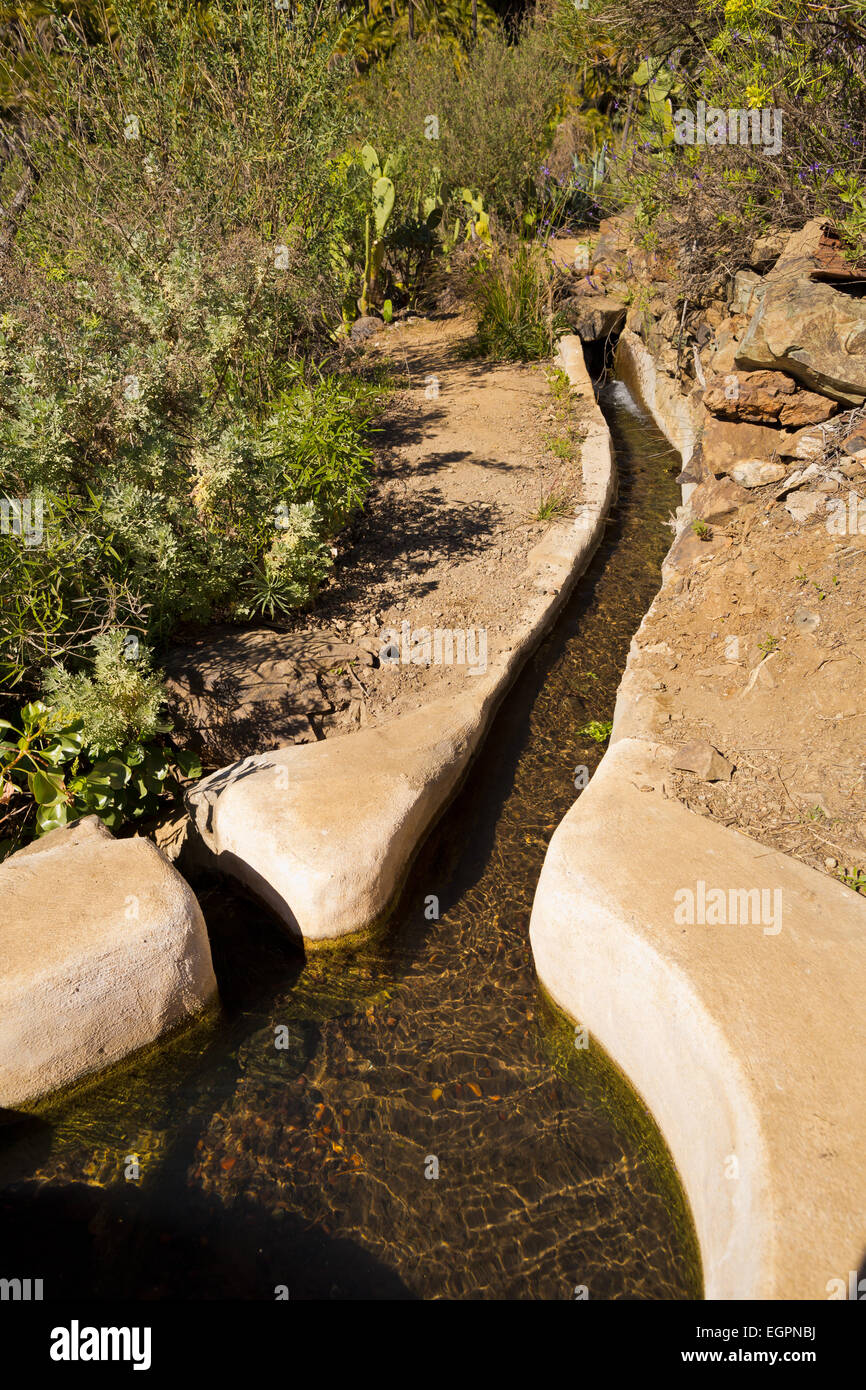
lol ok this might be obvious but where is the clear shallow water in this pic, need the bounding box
[0,381,701,1300]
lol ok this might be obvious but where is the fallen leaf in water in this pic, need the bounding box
[332,1143,343,1153]
[314,1103,326,1122]
[220,1157,236,1172]
[467,1082,482,1097]
[431,1087,443,1101]
[490,1095,501,1102]
[351,1153,363,1167]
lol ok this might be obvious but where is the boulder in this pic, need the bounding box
[773,217,866,287]
[663,526,729,576]
[0,818,216,1106]
[701,415,782,476]
[776,427,829,461]
[842,428,866,462]
[561,293,627,343]
[350,315,382,343]
[730,270,764,317]
[590,214,632,274]
[702,370,838,427]
[749,230,788,273]
[689,475,748,524]
[709,319,742,375]
[735,266,866,406]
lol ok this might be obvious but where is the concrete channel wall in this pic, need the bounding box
[186,337,617,942]
[529,334,866,1300]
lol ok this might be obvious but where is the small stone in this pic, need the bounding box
[792,608,820,634]
[784,491,824,523]
[777,429,826,461]
[842,430,866,461]
[825,857,837,870]
[349,315,382,343]
[670,740,734,782]
[730,459,787,488]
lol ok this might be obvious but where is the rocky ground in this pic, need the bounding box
[578,213,866,893]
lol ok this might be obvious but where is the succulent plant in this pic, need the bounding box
[359,144,396,314]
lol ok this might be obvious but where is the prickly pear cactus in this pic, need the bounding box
[372,176,395,237]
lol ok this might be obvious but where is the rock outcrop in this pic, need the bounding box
[735,261,866,406]
[702,370,837,427]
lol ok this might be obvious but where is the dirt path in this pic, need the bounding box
[305,312,592,729]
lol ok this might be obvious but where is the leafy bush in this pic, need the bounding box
[0,634,200,857]
[239,502,334,622]
[339,0,498,70]
[0,2,383,692]
[0,487,146,692]
[366,16,570,234]
[41,629,166,756]
[560,0,866,283]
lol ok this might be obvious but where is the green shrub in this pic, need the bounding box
[239,502,334,621]
[41,629,166,757]
[0,636,200,858]
[366,17,569,234]
[563,0,866,280]
[339,0,498,70]
[0,3,388,693]
[466,244,566,361]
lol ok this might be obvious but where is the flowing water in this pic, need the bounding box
[0,380,702,1301]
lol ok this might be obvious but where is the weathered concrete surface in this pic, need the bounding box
[186,335,616,941]
[534,305,866,1299]
[529,736,866,1300]
[615,329,703,475]
[0,817,217,1106]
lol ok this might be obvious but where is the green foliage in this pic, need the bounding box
[41,629,166,757]
[239,502,333,621]
[366,18,569,233]
[359,143,397,313]
[0,2,382,691]
[837,866,866,895]
[261,370,377,531]
[0,487,146,691]
[338,0,498,70]
[466,244,566,362]
[577,719,613,743]
[579,0,866,275]
[0,642,200,858]
[535,490,572,521]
